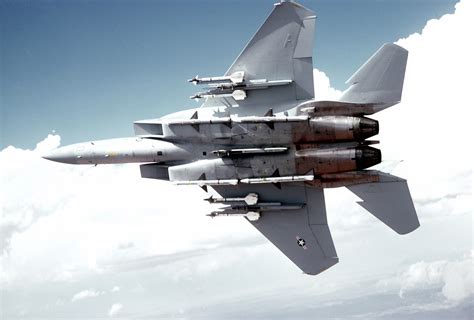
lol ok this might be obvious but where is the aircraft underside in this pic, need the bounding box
[43,0,419,275]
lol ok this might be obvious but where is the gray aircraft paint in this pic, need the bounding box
[43,0,419,275]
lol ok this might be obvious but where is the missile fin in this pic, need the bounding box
[264,108,274,117]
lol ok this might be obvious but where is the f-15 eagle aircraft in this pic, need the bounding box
[43,0,420,275]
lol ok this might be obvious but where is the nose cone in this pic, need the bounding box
[42,147,77,164]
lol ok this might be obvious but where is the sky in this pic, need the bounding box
[0,0,459,149]
[1,0,473,319]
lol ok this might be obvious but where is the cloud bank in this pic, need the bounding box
[397,253,473,301]
[1,0,472,318]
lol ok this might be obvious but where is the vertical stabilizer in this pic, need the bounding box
[339,43,408,112]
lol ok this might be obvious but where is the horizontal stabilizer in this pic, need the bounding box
[339,43,408,111]
[347,171,419,234]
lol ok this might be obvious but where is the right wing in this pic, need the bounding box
[203,1,316,114]
[212,183,338,275]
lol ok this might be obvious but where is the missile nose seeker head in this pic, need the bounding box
[42,146,78,164]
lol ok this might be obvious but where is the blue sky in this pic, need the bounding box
[1,0,458,149]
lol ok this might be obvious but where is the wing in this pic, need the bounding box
[211,183,338,275]
[347,171,420,234]
[203,1,316,114]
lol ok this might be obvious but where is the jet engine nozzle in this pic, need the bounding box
[355,146,382,170]
[354,117,379,140]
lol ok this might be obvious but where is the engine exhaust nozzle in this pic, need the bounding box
[355,146,381,170]
[354,117,379,141]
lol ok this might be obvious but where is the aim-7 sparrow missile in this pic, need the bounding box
[190,89,247,101]
[205,193,259,205]
[42,1,419,276]
[188,71,245,85]
[207,210,261,221]
[207,201,305,221]
[189,77,292,101]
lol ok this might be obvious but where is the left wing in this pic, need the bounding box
[211,183,338,275]
[203,1,316,114]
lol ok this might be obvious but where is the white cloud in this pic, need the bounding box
[396,252,473,302]
[71,289,102,302]
[0,135,258,287]
[111,286,120,293]
[33,134,61,154]
[374,0,473,218]
[0,135,66,255]
[108,303,123,317]
[313,69,342,100]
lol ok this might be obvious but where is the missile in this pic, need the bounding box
[188,75,199,85]
[207,202,304,221]
[175,173,315,186]
[189,78,291,102]
[187,71,245,85]
[174,179,239,186]
[207,210,261,221]
[240,174,314,184]
[189,79,292,101]
[189,90,246,101]
[205,193,259,205]
[208,203,305,212]
[212,147,288,157]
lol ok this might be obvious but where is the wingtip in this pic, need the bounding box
[276,0,315,16]
[395,221,421,235]
[301,257,339,276]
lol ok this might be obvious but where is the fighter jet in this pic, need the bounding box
[43,0,419,275]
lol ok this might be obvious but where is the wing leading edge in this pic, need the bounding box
[212,183,338,275]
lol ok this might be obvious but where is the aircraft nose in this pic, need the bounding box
[41,147,77,164]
